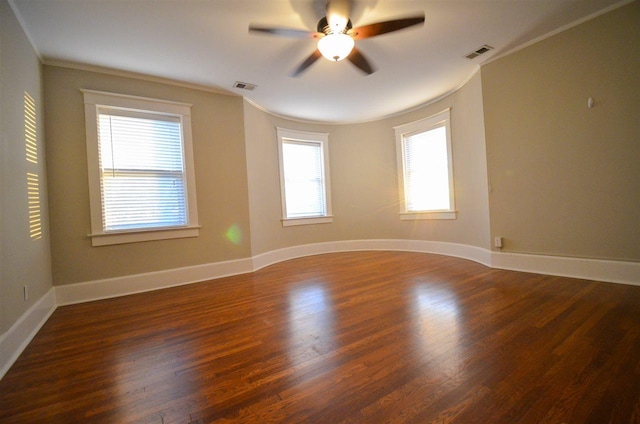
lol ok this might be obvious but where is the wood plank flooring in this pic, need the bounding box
[1,251,639,423]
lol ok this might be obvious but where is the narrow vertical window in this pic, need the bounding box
[394,109,456,220]
[25,92,42,239]
[277,128,332,226]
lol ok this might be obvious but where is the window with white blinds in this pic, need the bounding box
[277,128,333,226]
[98,112,186,231]
[83,90,199,246]
[394,109,456,220]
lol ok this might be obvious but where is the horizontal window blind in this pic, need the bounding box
[282,141,326,218]
[98,112,187,231]
[403,125,451,211]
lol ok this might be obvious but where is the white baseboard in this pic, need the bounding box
[0,287,56,380]
[491,251,640,286]
[2,239,637,382]
[251,239,493,270]
[250,239,639,285]
[58,239,639,307]
[55,256,254,306]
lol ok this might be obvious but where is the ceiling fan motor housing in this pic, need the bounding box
[317,16,353,35]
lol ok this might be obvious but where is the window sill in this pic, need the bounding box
[282,216,333,227]
[89,226,200,246]
[400,211,457,220]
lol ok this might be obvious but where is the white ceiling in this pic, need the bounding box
[11,0,624,123]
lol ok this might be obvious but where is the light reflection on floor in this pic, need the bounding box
[113,330,199,422]
[286,282,337,382]
[288,283,336,356]
[411,282,462,377]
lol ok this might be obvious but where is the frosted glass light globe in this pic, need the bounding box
[317,33,355,62]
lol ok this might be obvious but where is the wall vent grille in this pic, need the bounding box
[234,81,257,91]
[465,45,494,60]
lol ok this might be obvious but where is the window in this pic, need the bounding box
[82,90,199,246]
[277,128,332,226]
[394,109,456,220]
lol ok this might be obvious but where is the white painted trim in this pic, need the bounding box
[251,241,637,285]
[82,90,200,246]
[55,240,639,308]
[54,239,494,309]
[252,240,359,270]
[0,288,56,380]
[55,257,253,306]
[251,239,493,271]
[89,226,200,247]
[394,109,456,218]
[281,216,334,227]
[491,251,640,287]
[276,127,333,222]
[400,211,457,220]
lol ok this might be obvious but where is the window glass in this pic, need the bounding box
[277,128,332,226]
[98,112,186,231]
[83,90,199,246]
[403,126,450,211]
[395,109,456,220]
[282,141,326,218]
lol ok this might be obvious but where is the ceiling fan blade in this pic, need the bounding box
[249,25,322,39]
[291,49,323,77]
[349,15,425,40]
[347,47,375,75]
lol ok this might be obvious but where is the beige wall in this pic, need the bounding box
[43,66,251,285]
[482,1,640,261]
[20,0,638,297]
[1,0,52,334]
[244,71,491,255]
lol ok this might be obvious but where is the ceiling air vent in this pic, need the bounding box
[465,45,494,60]
[233,81,257,91]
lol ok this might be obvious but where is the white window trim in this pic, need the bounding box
[394,108,457,220]
[276,127,333,226]
[82,89,200,246]
[281,216,334,227]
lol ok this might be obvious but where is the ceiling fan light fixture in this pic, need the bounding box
[318,33,354,62]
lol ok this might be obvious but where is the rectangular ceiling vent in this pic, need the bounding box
[233,81,257,91]
[465,45,494,60]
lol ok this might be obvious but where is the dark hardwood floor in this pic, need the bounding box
[1,251,639,423]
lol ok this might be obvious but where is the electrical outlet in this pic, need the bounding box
[23,285,29,301]
[494,237,503,249]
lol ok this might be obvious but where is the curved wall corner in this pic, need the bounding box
[243,71,491,258]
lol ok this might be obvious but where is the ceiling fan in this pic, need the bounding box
[249,1,425,77]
